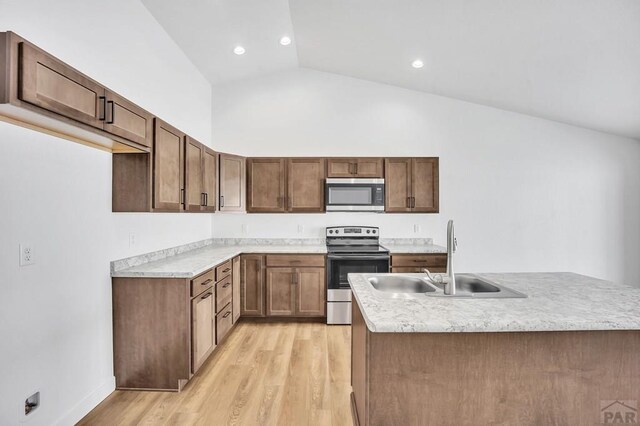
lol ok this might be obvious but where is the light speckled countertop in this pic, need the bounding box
[111,238,446,279]
[349,272,640,333]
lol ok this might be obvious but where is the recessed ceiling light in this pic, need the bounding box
[233,46,246,55]
[280,36,292,46]
[412,59,424,69]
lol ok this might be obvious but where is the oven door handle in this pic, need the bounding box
[327,254,390,260]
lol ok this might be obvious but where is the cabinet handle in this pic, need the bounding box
[411,197,416,208]
[220,195,224,207]
[222,268,231,273]
[354,163,358,175]
[223,311,231,318]
[223,282,231,288]
[180,188,185,205]
[407,197,411,208]
[202,279,213,285]
[201,292,213,300]
[205,193,209,207]
[106,100,115,124]
[98,96,106,121]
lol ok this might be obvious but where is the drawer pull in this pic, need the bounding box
[201,292,213,300]
[222,283,231,288]
[202,279,213,285]
[223,311,231,318]
[222,268,231,273]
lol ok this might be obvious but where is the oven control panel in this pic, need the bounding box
[326,226,379,237]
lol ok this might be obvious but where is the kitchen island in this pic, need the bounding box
[348,272,640,425]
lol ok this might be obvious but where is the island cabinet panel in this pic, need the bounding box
[391,254,447,273]
[288,158,325,212]
[327,158,384,178]
[218,153,246,212]
[384,157,439,213]
[153,119,185,211]
[246,158,287,213]
[19,41,105,128]
[232,256,241,323]
[351,300,640,425]
[241,255,266,317]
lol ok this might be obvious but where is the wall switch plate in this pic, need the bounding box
[413,224,421,233]
[19,244,35,266]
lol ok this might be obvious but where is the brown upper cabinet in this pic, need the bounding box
[185,136,216,212]
[154,120,185,211]
[0,31,152,152]
[218,153,246,212]
[246,157,326,213]
[327,158,383,178]
[385,157,439,213]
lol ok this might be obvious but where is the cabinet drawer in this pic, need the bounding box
[391,254,447,267]
[216,275,233,313]
[216,302,233,343]
[216,260,232,281]
[266,254,325,267]
[191,269,215,297]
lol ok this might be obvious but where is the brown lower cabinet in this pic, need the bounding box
[112,259,237,391]
[390,254,447,273]
[243,254,326,318]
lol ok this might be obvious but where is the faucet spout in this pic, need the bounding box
[422,220,457,294]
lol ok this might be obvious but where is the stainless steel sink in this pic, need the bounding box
[368,276,436,293]
[365,273,526,299]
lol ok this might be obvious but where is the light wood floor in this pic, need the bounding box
[79,321,353,426]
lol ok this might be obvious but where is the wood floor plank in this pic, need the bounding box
[78,322,352,426]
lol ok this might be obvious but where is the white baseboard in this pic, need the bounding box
[54,376,115,426]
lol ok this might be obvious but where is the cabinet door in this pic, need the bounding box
[232,256,241,323]
[266,268,295,316]
[185,137,204,212]
[191,289,215,373]
[296,267,326,317]
[19,42,105,128]
[202,147,217,212]
[104,89,153,147]
[412,158,439,213]
[219,154,245,212]
[241,255,265,317]
[327,158,355,177]
[153,119,185,211]
[246,158,286,212]
[288,158,325,212]
[355,158,384,178]
[384,158,412,212]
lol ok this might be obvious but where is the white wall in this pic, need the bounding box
[0,1,212,424]
[212,68,640,286]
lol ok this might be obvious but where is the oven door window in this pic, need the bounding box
[329,258,389,289]
[328,186,372,205]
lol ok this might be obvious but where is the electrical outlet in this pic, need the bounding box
[19,244,35,266]
[297,225,304,233]
[128,233,137,248]
[241,224,249,235]
[413,224,421,234]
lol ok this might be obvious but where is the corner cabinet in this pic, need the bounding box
[246,157,326,213]
[240,255,266,316]
[385,157,439,213]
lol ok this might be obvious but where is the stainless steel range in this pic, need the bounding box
[326,226,390,324]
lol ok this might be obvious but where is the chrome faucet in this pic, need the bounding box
[423,220,457,295]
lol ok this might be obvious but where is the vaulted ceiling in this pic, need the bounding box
[141,0,640,140]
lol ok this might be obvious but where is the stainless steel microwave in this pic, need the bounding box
[325,178,385,212]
